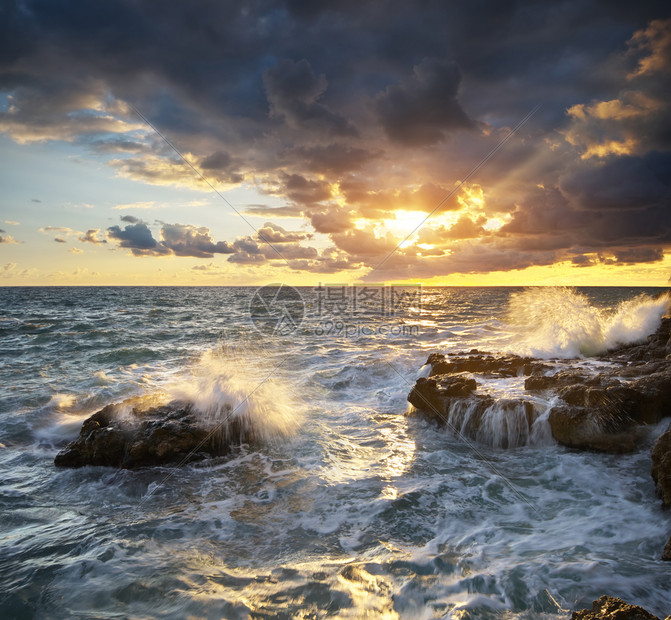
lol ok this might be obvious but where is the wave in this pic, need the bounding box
[165,348,301,443]
[504,287,670,358]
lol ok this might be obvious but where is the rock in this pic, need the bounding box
[572,595,661,619]
[548,405,648,453]
[55,400,246,468]
[410,317,671,452]
[525,370,596,391]
[632,370,671,424]
[651,422,671,507]
[407,375,536,448]
[426,352,549,378]
[407,376,483,424]
[663,536,671,561]
[408,375,477,409]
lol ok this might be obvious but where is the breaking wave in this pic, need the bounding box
[505,287,670,358]
[166,348,301,442]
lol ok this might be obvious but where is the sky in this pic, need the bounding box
[0,0,670,286]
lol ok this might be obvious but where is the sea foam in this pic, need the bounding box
[505,287,670,358]
[165,348,301,443]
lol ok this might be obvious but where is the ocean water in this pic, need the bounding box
[1,286,670,619]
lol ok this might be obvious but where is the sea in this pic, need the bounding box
[1,285,670,619]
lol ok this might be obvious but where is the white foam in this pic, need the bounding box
[166,349,302,443]
[504,287,669,358]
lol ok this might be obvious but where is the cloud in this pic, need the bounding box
[192,262,219,271]
[106,218,235,258]
[242,205,304,218]
[375,57,475,146]
[256,222,311,243]
[79,229,107,244]
[627,18,671,78]
[288,144,378,175]
[199,150,243,183]
[560,153,671,211]
[1,2,670,281]
[39,226,73,233]
[420,214,486,241]
[310,207,353,234]
[70,247,83,254]
[263,58,357,137]
[54,237,66,243]
[107,220,169,256]
[611,246,664,264]
[0,233,18,244]
[273,173,332,207]
[160,223,235,258]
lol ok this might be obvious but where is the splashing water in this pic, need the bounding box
[166,349,301,443]
[505,287,670,358]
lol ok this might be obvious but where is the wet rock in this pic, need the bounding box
[407,375,535,448]
[571,595,661,619]
[548,405,648,453]
[54,400,245,468]
[407,376,486,424]
[408,376,477,411]
[651,422,671,508]
[663,536,671,561]
[413,317,671,453]
[525,370,596,391]
[426,352,549,378]
[632,370,671,424]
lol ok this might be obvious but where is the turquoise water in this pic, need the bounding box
[1,286,670,618]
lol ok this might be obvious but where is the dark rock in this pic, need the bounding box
[548,405,647,453]
[651,422,671,508]
[425,352,550,378]
[407,376,479,423]
[413,316,671,452]
[572,595,661,619]
[632,370,671,424]
[662,536,671,561]
[55,400,247,468]
[524,374,557,390]
[407,375,536,447]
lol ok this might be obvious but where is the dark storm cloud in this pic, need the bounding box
[277,173,332,206]
[561,154,671,211]
[287,144,378,175]
[375,58,474,146]
[199,151,244,183]
[107,220,167,255]
[107,219,236,258]
[612,247,664,263]
[263,58,357,137]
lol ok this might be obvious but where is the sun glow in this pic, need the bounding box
[457,185,485,210]
[389,209,428,234]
